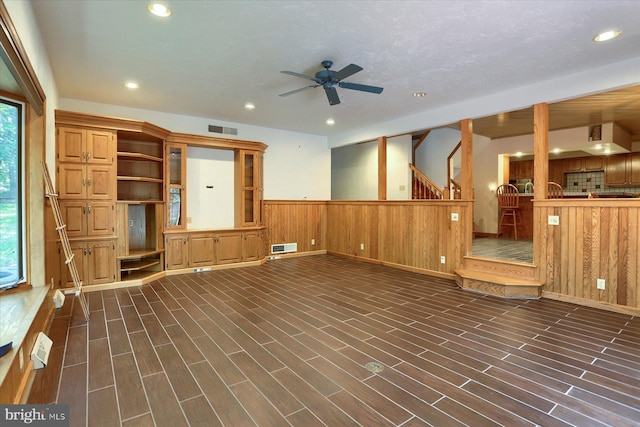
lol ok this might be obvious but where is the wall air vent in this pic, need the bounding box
[271,243,297,254]
[208,124,238,135]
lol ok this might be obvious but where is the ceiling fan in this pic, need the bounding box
[279,60,383,106]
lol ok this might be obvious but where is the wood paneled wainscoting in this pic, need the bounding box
[535,198,640,314]
[265,200,473,277]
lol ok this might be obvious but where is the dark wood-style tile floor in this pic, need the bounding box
[28,255,640,426]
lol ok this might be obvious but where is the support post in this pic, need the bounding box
[533,103,549,200]
[378,136,387,200]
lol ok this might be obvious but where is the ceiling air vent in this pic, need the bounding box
[208,124,238,135]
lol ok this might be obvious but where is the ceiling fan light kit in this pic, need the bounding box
[280,60,383,106]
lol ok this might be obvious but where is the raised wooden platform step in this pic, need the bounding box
[455,268,544,299]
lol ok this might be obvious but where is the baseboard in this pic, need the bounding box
[326,251,456,281]
[542,291,640,316]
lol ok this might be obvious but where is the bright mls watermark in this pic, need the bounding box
[1,405,69,426]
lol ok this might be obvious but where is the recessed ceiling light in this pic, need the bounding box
[326,118,335,126]
[412,92,427,97]
[148,3,172,17]
[125,81,139,89]
[594,30,621,42]
[244,103,255,110]
[515,152,523,157]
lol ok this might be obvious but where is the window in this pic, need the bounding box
[0,97,25,289]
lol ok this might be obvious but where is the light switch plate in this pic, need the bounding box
[548,215,560,225]
[451,213,459,221]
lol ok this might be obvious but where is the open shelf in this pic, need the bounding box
[120,258,161,272]
[117,151,163,162]
[117,176,163,183]
[118,248,164,261]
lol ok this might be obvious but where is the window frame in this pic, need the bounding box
[0,95,26,289]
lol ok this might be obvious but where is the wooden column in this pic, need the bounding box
[533,103,549,200]
[378,136,387,200]
[460,119,473,200]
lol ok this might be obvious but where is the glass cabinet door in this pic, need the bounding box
[235,150,263,227]
[166,143,186,228]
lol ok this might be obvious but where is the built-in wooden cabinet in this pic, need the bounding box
[56,122,118,288]
[60,200,115,237]
[605,153,640,186]
[57,126,116,164]
[235,150,263,227]
[165,229,263,270]
[166,143,186,229]
[60,239,116,287]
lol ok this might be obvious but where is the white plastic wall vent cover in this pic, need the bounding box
[271,243,297,254]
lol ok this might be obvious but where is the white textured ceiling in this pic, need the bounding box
[30,0,640,137]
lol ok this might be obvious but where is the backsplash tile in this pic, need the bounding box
[564,171,640,194]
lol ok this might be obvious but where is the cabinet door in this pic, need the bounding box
[605,155,627,185]
[563,158,583,173]
[584,156,603,171]
[87,201,115,236]
[243,232,261,262]
[166,143,187,228]
[86,165,115,200]
[86,130,115,164]
[190,234,215,267]
[60,201,87,237]
[87,241,116,284]
[60,243,86,288]
[629,153,640,185]
[217,233,242,264]
[58,127,86,163]
[548,160,565,186]
[166,235,189,269]
[58,163,86,199]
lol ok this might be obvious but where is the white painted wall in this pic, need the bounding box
[58,99,332,203]
[415,128,461,190]
[331,140,378,200]
[186,147,234,229]
[327,57,640,148]
[386,135,412,200]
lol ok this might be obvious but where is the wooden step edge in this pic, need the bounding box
[456,269,543,286]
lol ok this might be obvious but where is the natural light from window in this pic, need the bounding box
[0,98,24,289]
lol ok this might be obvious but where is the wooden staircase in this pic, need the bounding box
[455,256,543,299]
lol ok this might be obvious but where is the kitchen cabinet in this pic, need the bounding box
[548,159,565,186]
[190,234,216,267]
[563,156,604,173]
[243,231,262,262]
[605,153,640,186]
[509,160,534,180]
[165,234,189,270]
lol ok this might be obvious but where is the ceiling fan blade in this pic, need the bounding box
[333,63,363,81]
[338,82,384,94]
[324,86,340,105]
[280,70,317,81]
[279,85,319,97]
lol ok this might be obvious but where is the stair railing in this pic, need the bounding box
[409,164,444,199]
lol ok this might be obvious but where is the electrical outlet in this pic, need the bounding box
[548,215,560,225]
[360,243,365,250]
[399,185,406,191]
[311,238,315,246]
[597,278,605,290]
[128,220,133,227]
[440,256,446,264]
[451,213,459,221]
[187,217,192,224]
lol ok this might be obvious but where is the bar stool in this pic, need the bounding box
[496,184,525,240]
[548,182,564,199]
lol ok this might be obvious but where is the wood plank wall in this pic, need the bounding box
[263,201,328,253]
[265,200,472,277]
[536,199,640,310]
